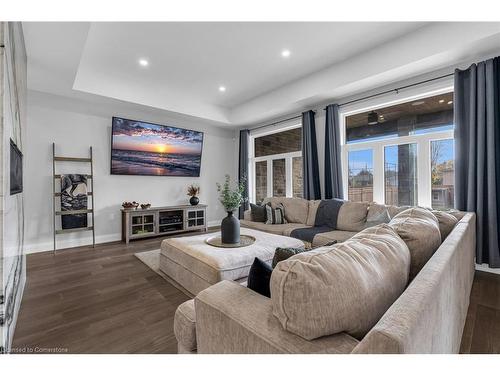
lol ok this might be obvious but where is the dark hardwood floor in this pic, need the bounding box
[460,270,500,354]
[12,236,190,354]
[12,235,500,354]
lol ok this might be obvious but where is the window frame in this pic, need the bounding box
[339,81,454,208]
[248,122,302,203]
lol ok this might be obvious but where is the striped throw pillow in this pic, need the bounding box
[265,203,287,225]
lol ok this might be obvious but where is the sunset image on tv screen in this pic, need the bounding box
[111,117,203,176]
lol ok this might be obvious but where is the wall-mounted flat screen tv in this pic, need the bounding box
[111,117,204,177]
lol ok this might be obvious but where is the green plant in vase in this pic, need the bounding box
[216,174,247,244]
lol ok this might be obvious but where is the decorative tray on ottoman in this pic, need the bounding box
[205,235,256,248]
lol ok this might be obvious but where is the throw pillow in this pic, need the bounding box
[386,205,412,219]
[247,257,273,298]
[271,224,410,340]
[272,247,309,268]
[265,203,287,224]
[431,210,459,241]
[336,201,370,232]
[448,209,466,221]
[250,203,266,223]
[314,199,345,228]
[389,207,441,280]
[365,203,391,228]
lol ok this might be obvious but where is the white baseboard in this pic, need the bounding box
[25,221,222,255]
[25,233,122,254]
[475,263,500,275]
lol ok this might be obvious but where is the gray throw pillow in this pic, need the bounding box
[250,203,266,223]
[365,203,391,228]
[272,247,309,268]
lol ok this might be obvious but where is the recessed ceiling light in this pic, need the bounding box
[138,59,149,67]
[448,100,453,105]
[281,49,291,58]
[219,86,226,93]
[439,99,445,103]
[411,101,425,106]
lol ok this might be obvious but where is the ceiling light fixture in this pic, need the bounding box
[138,59,149,67]
[448,100,453,105]
[219,86,226,93]
[368,111,379,125]
[439,99,445,103]
[281,49,291,58]
[411,101,425,106]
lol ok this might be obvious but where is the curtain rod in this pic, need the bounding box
[335,72,454,108]
[249,71,454,132]
[249,114,302,132]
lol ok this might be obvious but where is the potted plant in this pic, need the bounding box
[216,174,247,244]
[187,184,200,206]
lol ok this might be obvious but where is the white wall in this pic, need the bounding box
[25,90,237,253]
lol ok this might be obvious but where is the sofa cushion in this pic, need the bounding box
[250,203,267,223]
[389,207,441,280]
[306,200,321,226]
[271,224,411,340]
[336,201,369,232]
[386,205,411,219]
[265,197,309,224]
[448,210,466,221]
[241,220,310,236]
[431,210,459,241]
[311,230,357,247]
[365,203,391,228]
[174,300,197,352]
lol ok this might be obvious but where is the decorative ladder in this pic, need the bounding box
[52,143,95,254]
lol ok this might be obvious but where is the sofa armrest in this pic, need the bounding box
[194,280,359,354]
[352,213,476,353]
[174,300,197,353]
[243,209,253,221]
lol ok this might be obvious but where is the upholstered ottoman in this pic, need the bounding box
[160,227,304,296]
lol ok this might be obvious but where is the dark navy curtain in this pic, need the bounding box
[238,129,250,219]
[455,56,500,267]
[302,111,321,200]
[324,104,344,199]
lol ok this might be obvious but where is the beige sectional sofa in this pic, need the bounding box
[241,197,408,246]
[174,200,476,354]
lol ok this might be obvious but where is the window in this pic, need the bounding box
[342,90,454,207]
[384,143,418,206]
[292,157,303,198]
[249,126,302,203]
[272,159,286,197]
[348,149,373,202]
[431,139,455,209]
[255,161,267,203]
